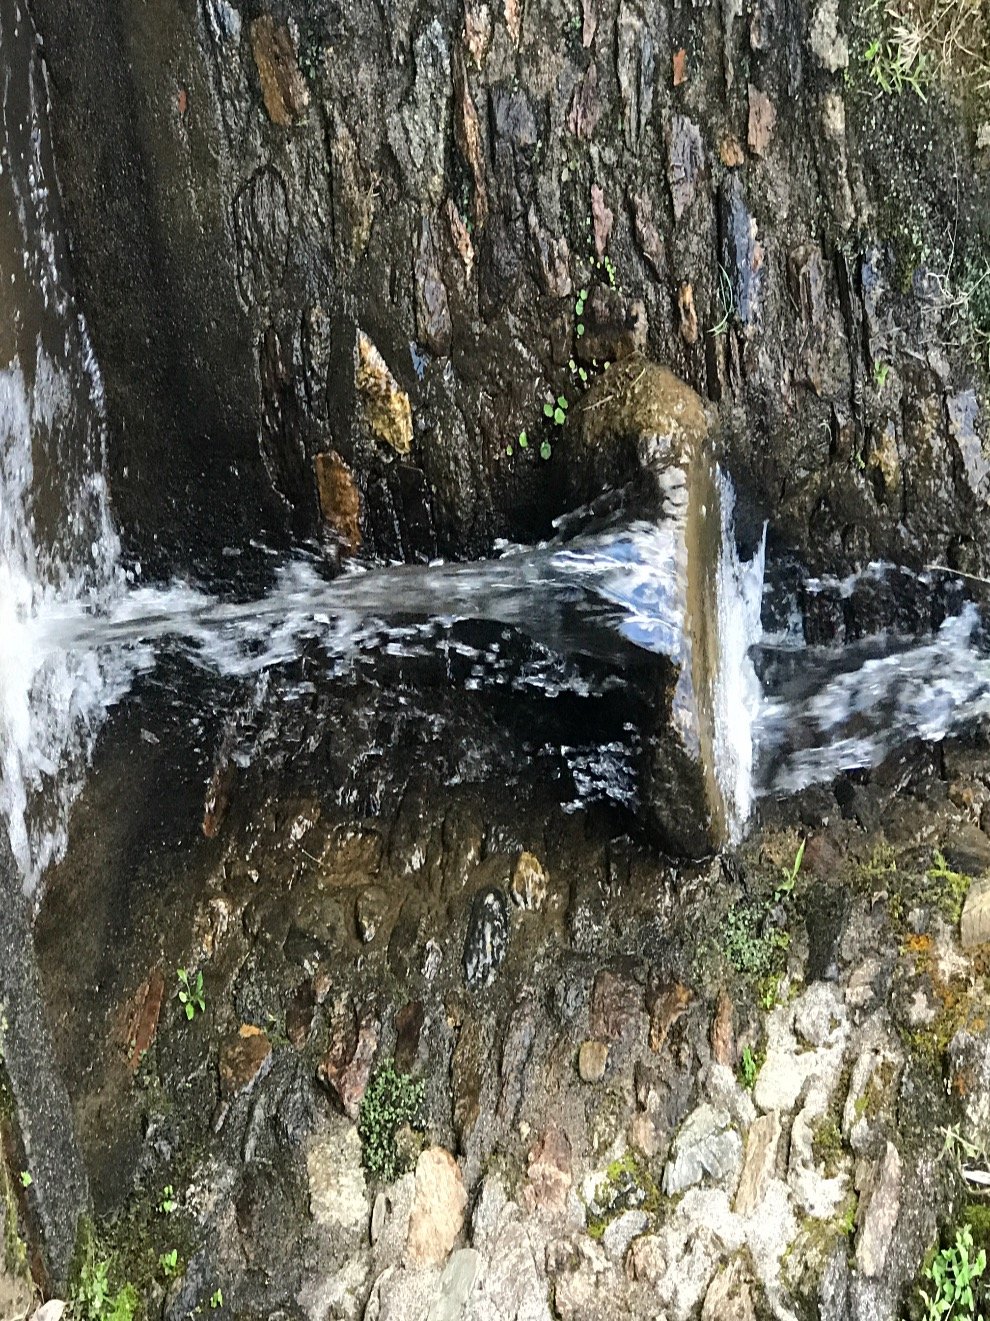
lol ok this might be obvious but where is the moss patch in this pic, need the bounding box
[357,1061,425,1183]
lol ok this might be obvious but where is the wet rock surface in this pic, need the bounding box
[17,670,990,1320]
[21,0,990,580]
[6,0,990,1314]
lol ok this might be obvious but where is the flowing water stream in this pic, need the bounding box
[3,0,990,900]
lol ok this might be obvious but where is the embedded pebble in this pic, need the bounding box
[464,887,510,989]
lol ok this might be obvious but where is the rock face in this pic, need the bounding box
[23,0,990,580]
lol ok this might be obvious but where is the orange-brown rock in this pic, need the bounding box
[219,1026,272,1099]
[250,16,310,127]
[315,450,362,554]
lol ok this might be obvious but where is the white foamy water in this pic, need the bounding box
[0,1,129,891]
[755,605,990,793]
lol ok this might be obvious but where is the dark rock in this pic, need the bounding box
[647,979,692,1053]
[631,190,665,278]
[617,1,656,150]
[0,839,88,1289]
[464,886,510,989]
[568,65,602,141]
[233,167,290,309]
[286,982,317,1048]
[414,216,452,357]
[591,970,645,1044]
[574,286,647,364]
[317,1003,379,1120]
[804,883,851,981]
[394,1000,426,1074]
[667,115,705,222]
[496,1000,538,1125]
[720,174,762,330]
[355,885,392,943]
[947,390,990,503]
[528,207,572,298]
[451,1016,489,1143]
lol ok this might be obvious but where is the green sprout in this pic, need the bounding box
[740,1045,761,1089]
[19,1171,32,1189]
[158,1184,177,1215]
[159,1249,180,1280]
[540,441,552,460]
[776,838,806,901]
[177,968,205,1021]
[919,1224,986,1320]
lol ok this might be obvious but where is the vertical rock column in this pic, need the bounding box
[0,835,89,1289]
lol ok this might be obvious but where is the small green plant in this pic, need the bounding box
[776,838,806,901]
[740,1045,760,1089]
[723,902,791,980]
[919,1224,987,1320]
[177,968,205,1021]
[71,1259,139,1321]
[928,850,972,921]
[863,32,930,97]
[19,1170,31,1189]
[873,360,891,391]
[210,1289,224,1309]
[158,1184,177,1215]
[159,1248,180,1279]
[539,440,552,460]
[543,395,569,426]
[358,1062,425,1183]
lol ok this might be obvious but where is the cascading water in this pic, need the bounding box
[0,0,131,891]
[2,0,989,897]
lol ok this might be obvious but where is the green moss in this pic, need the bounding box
[584,1151,663,1238]
[811,1115,845,1178]
[68,1222,143,1321]
[723,900,790,981]
[927,851,972,923]
[964,1202,990,1252]
[357,1061,425,1183]
[782,1195,858,1292]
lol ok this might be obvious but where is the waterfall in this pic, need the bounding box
[0,0,127,892]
